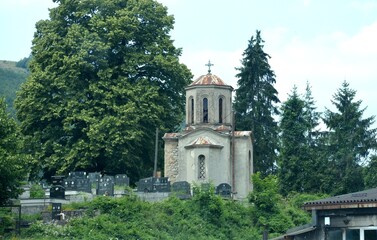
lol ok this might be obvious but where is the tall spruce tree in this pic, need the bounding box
[322,81,377,194]
[15,0,192,181]
[278,87,306,194]
[278,85,322,195]
[234,30,280,176]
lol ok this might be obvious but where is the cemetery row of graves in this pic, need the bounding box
[45,171,233,199]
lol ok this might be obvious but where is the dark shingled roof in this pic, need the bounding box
[303,188,377,209]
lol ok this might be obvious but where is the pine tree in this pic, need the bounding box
[322,81,377,194]
[234,30,280,176]
[278,85,323,195]
[278,87,306,194]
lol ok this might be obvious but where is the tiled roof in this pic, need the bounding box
[189,73,229,86]
[234,131,252,137]
[303,188,377,209]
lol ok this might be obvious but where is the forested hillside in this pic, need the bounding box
[0,59,29,117]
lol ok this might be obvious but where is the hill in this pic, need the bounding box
[0,60,29,117]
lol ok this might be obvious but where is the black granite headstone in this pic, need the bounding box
[51,175,65,186]
[50,186,65,199]
[52,203,62,220]
[216,183,232,198]
[115,174,130,186]
[172,181,191,199]
[96,178,114,196]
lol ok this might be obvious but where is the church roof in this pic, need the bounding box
[185,136,223,149]
[189,73,230,87]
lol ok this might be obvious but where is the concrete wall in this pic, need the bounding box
[234,135,253,200]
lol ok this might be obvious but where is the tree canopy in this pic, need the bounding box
[233,30,280,176]
[0,98,27,205]
[15,0,192,181]
[278,84,323,195]
[322,81,377,194]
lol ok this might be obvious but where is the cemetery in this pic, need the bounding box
[10,171,233,230]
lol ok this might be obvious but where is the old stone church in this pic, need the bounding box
[163,65,253,199]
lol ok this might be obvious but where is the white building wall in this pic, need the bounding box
[176,130,231,186]
[234,136,253,199]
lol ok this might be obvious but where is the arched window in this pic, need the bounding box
[198,155,206,179]
[219,98,223,123]
[191,98,194,124]
[203,98,208,123]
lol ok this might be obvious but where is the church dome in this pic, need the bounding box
[189,73,229,86]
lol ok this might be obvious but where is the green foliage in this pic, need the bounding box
[22,191,262,239]
[278,85,323,195]
[0,97,28,205]
[234,30,280,176]
[30,184,45,199]
[322,81,377,194]
[15,0,192,181]
[363,155,377,188]
[0,207,15,236]
[249,173,317,236]
[0,60,28,117]
[16,55,32,69]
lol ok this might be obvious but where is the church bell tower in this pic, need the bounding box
[185,60,233,128]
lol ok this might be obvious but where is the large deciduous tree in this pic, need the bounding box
[0,98,27,205]
[15,0,192,182]
[322,81,377,194]
[234,30,280,176]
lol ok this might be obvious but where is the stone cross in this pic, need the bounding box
[205,60,214,73]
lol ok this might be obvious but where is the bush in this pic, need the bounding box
[30,184,45,198]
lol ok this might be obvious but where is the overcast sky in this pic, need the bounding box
[1,0,377,128]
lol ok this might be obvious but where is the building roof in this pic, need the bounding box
[303,187,377,210]
[189,73,231,87]
[184,136,223,149]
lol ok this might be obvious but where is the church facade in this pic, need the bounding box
[163,68,253,200]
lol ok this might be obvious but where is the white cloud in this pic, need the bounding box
[350,1,377,13]
[268,21,377,119]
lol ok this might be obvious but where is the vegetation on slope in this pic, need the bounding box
[0,60,28,117]
[19,179,323,239]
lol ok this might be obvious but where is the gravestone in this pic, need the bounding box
[115,174,130,186]
[102,175,115,184]
[68,171,87,178]
[64,177,91,193]
[51,203,62,221]
[216,183,232,198]
[96,178,114,196]
[88,172,100,184]
[50,186,65,199]
[137,177,171,193]
[64,178,76,190]
[172,181,191,199]
[75,178,91,193]
[51,175,65,186]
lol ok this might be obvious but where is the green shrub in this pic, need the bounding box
[30,184,45,199]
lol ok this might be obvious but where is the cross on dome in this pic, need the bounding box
[205,60,214,74]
